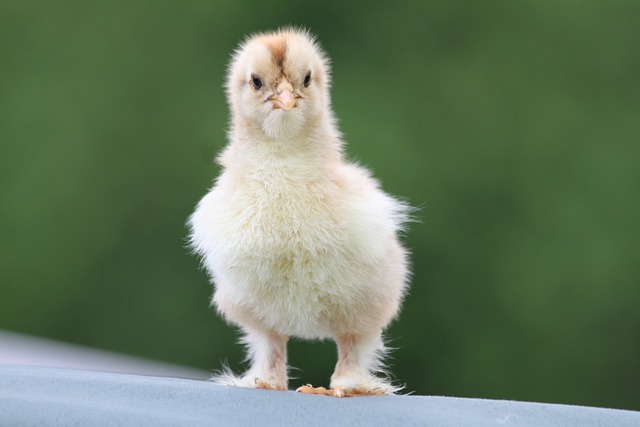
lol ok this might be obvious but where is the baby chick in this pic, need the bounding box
[189,28,411,397]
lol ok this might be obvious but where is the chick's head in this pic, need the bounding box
[226,28,331,140]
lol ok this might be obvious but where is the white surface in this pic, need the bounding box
[2,365,639,427]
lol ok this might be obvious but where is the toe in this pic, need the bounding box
[339,386,386,397]
[255,378,286,391]
[296,384,385,398]
[296,385,333,396]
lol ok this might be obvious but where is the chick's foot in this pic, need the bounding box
[255,378,287,391]
[296,384,385,398]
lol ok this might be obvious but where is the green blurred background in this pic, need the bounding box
[1,0,639,410]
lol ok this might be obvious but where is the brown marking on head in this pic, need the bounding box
[262,34,287,69]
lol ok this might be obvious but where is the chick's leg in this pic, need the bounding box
[214,329,289,391]
[244,330,289,390]
[297,333,396,397]
[330,333,394,396]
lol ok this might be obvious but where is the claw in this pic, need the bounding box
[333,387,345,398]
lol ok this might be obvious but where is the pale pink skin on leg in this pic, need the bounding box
[249,332,288,391]
[331,334,383,394]
[296,334,396,397]
[214,329,289,391]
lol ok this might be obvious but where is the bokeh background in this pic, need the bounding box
[1,0,639,411]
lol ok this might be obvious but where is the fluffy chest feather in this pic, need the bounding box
[231,158,343,249]
[199,162,354,335]
[201,153,352,271]
[189,140,400,336]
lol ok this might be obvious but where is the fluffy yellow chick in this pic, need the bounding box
[189,28,411,397]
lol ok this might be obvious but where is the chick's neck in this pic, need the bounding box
[230,112,344,168]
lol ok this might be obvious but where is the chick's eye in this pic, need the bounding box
[250,74,262,90]
[303,72,311,88]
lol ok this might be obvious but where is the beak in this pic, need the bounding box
[269,79,298,111]
[269,89,297,110]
